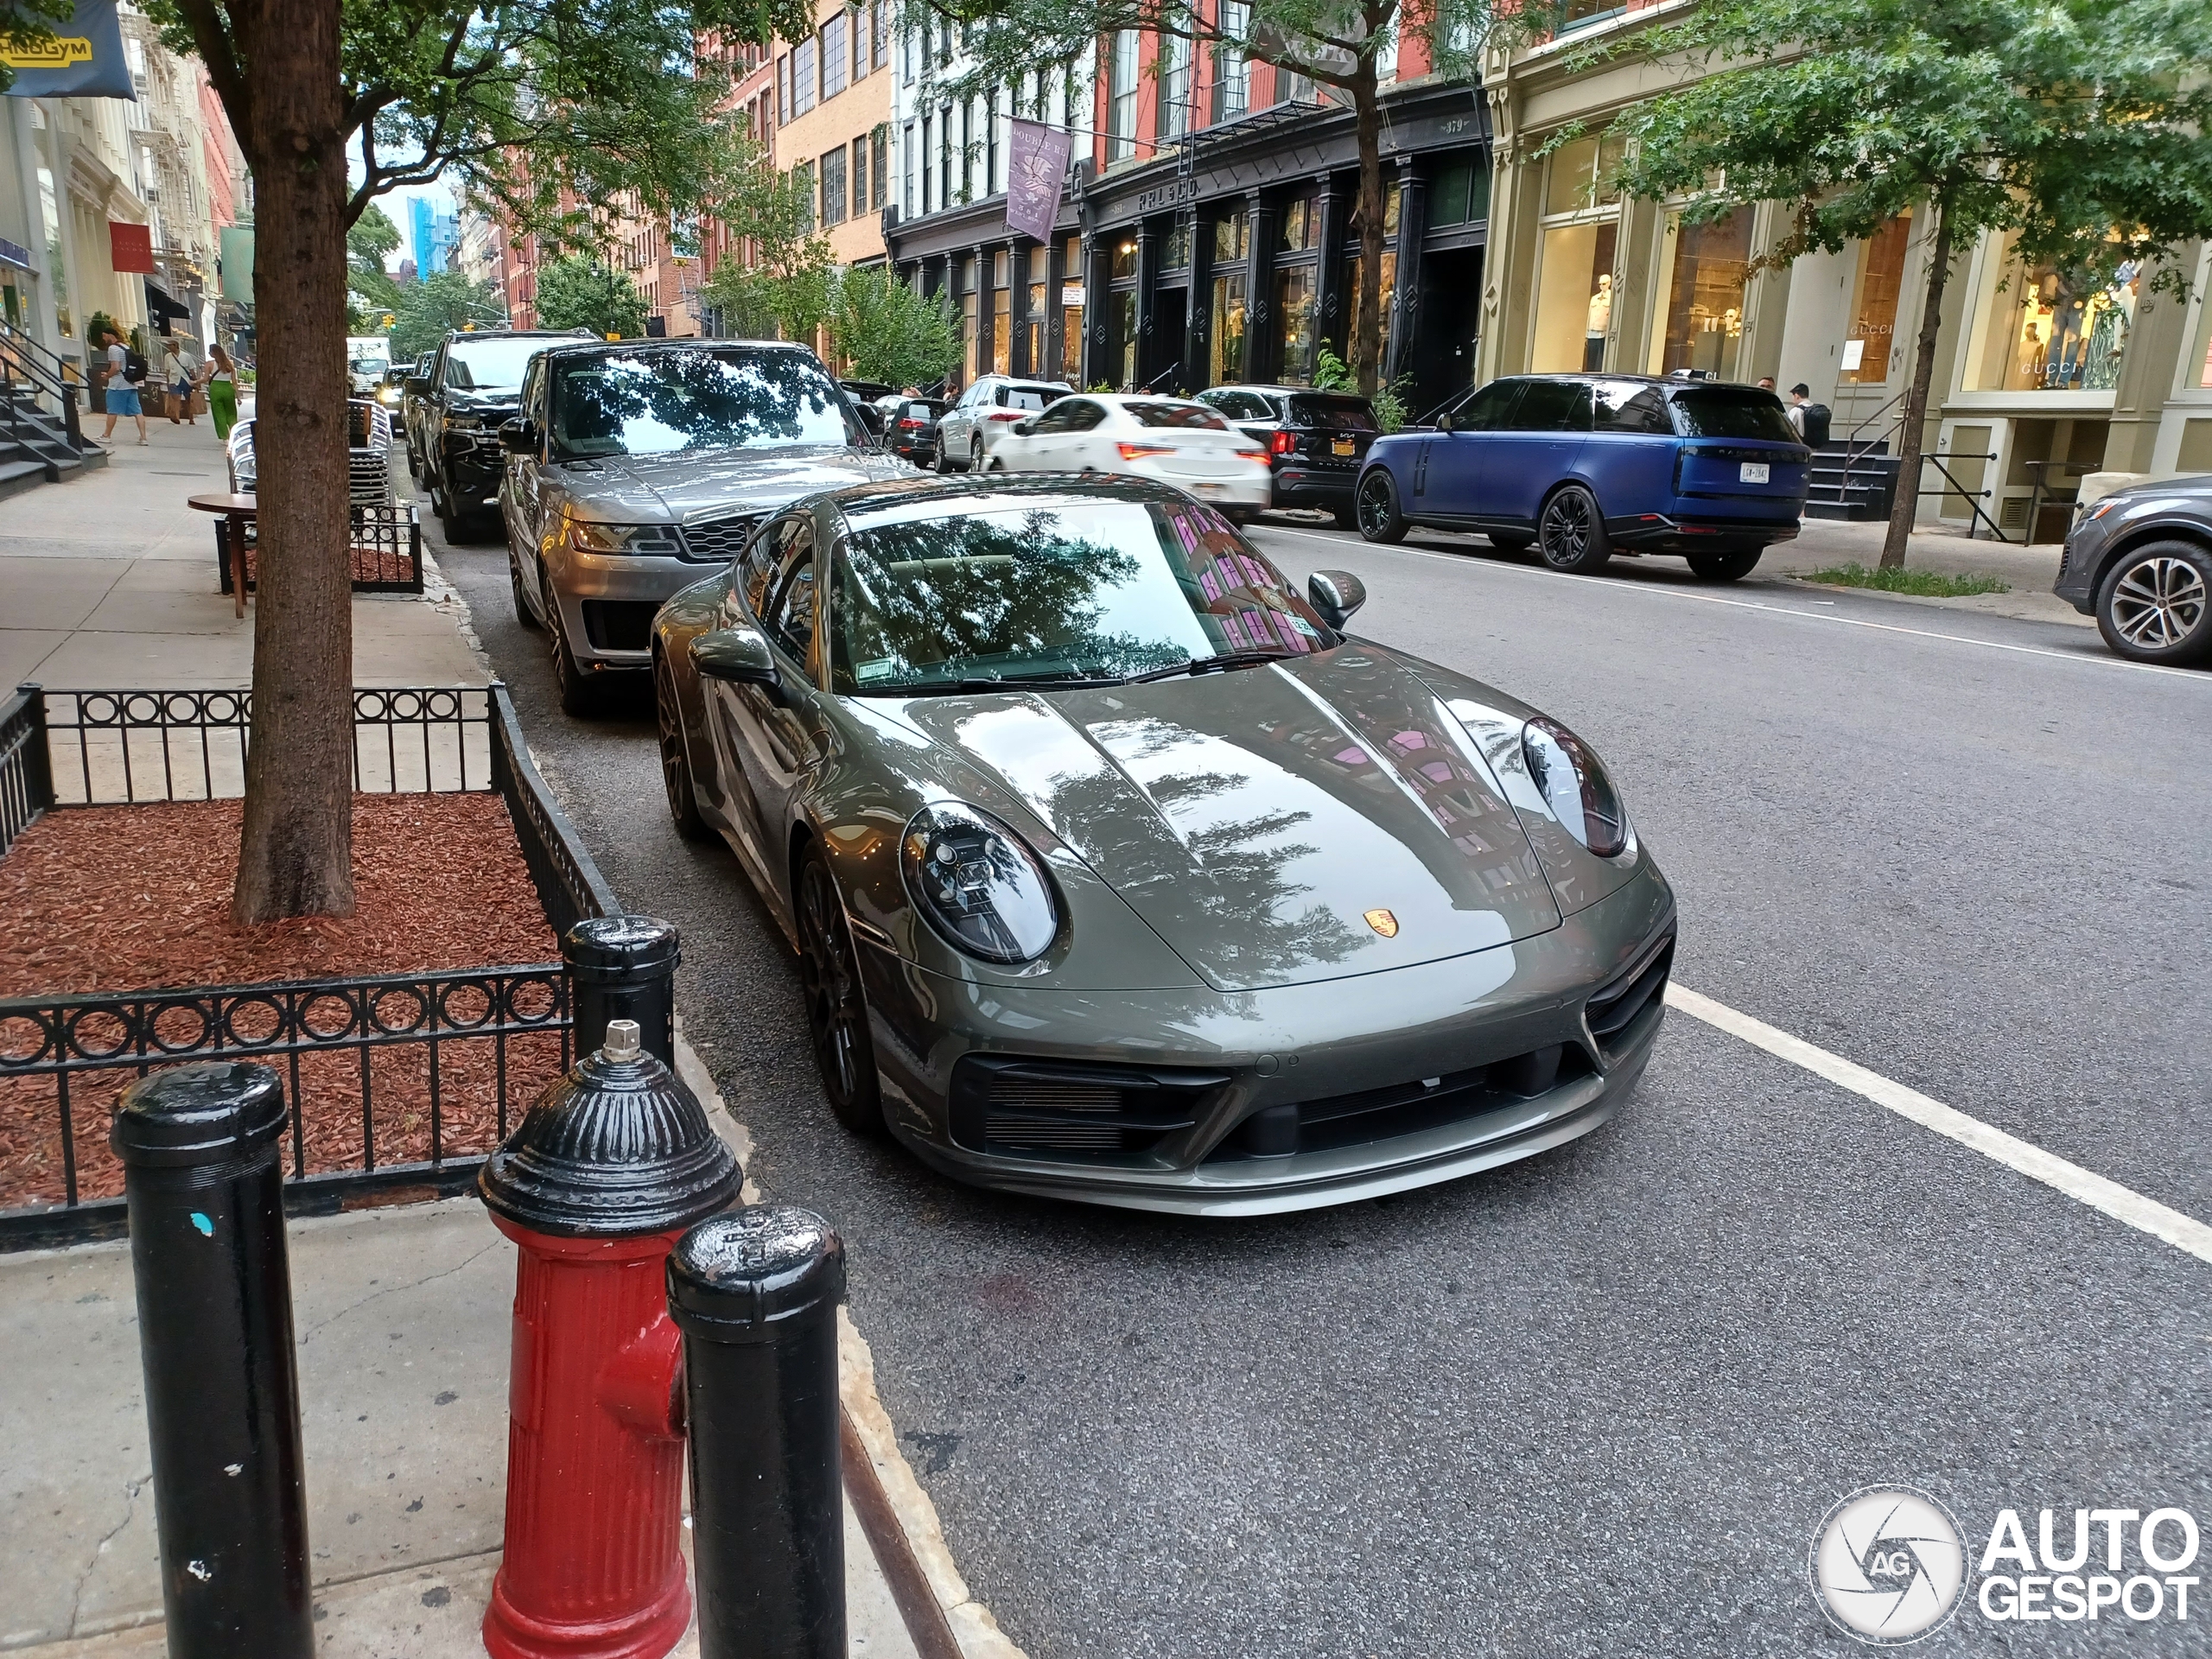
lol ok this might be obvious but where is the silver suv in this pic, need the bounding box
[499,340,912,712]
[934,375,1071,472]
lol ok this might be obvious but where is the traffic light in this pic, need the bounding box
[381,313,395,328]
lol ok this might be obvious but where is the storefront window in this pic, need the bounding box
[1531,220,1617,373]
[1281,197,1319,253]
[1161,219,1191,271]
[2190,270,2212,390]
[1027,281,1045,374]
[992,286,1010,373]
[1649,207,1752,379]
[1962,235,2138,393]
[1062,236,1084,382]
[1113,289,1137,388]
[1276,265,1316,384]
[1111,236,1138,280]
[1841,212,1911,385]
[1542,132,1626,217]
[1216,213,1249,266]
[1345,252,1397,365]
[1211,270,1247,384]
[959,274,978,388]
[1427,158,1491,229]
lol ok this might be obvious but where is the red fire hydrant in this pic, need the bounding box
[479,1015,741,1659]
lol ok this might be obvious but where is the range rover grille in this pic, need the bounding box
[681,512,762,563]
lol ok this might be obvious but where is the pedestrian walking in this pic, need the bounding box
[160,340,194,424]
[96,327,149,447]
[205,344,238,441]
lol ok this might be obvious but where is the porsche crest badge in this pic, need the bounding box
[1363,908,1399,938]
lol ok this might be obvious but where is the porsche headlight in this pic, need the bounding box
[1522,717,1628,859]
[900,803,1059,963]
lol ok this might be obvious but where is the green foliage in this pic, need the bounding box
[534,256,649,340]
[390,270,506,359]
[346,203,402,334]
[827,267,963,390]
[698,155,836,344]
[1806,563,2009,597]
[85,310,121,347]
[1313,342,1410,433]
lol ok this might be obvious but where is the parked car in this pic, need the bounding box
[986,393,1272,516]
[1196,384,1381,528]
[411,328,595,534]
[934,374,1071,471]
[401,352,436,479]
[2054,471,2212,664]
[884,396,948,467]
[1356,374,1812,580]
[840,378,895,442]
[374,365,409,413]
[498,339,909,714]
[649,473,1674,1213]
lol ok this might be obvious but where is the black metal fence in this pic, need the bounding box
[0,682,617,1249]
[217,503,424,596]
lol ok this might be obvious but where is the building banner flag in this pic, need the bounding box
[109,220,154,275]
[1006,120,1072,245]
[0,0,136,99]
[219,226,254,302]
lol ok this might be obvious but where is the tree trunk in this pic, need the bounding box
[1350,67,1383,398]
[1879,196,1955,572]
[227,0,357,920]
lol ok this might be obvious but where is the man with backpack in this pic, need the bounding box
[97,327,150,446]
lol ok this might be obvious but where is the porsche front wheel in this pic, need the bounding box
[795,848,885,1135]
[654,651,707,841]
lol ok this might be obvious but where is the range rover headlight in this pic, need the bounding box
[1522,717,1629,859]
[900,802,1059,963]
[565,519,684,556]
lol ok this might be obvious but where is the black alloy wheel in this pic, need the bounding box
[545,588,601,716]
[1686,548,1762,582]
[2096,540,2212,664]
[794,847,885,1135]
[653,650,707,840]
[1538,485,1611,575]
[1357,469,1408,543]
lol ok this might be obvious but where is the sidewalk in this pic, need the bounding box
[1757,516,2084,629]
[0,419,484,692]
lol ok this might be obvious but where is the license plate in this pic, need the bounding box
[1332,438,1355,457]
[1194,482,1226,496]
[1740,461,1770,484]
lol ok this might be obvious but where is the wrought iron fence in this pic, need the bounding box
[0,682,616,1248]
[217,503,423,595]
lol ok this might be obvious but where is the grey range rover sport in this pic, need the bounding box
[499,339,912,712]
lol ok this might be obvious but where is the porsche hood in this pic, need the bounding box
[891,645,1563,992]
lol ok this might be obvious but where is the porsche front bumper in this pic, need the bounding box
[860,857,1675,1217]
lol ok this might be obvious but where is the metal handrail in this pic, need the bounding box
[0,322,86,452]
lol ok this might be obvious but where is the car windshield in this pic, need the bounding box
[1287,395,1377,432]
[1669,387,1800,442]
[444,338,555,391]
[830,499,1335,694]
[550,348,854,457]
[1124,402,1228,430]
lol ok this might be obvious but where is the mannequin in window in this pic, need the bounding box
[1584,273,1613,371]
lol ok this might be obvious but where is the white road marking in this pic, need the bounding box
[1250,524,2212,685]
[1665,983,2212,1268]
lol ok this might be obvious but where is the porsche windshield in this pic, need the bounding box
[550,348,854,457]
[830,499,1336,694]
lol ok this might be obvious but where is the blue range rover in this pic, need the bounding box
[1355,374,1812,581]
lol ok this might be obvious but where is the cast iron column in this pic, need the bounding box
[1243,189,1272,385]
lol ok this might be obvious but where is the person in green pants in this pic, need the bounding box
[205,343,238,440]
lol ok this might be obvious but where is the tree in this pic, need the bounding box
[346,202,401,334]
[534,254,649,339]
[390,269,506,359]
[828,266,963,388]
[143,0,810,923]
[1579,0,2212,569]
[699,154,836,344]
[933,0,1507,397]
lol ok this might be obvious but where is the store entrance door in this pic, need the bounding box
[1146,285,1190,395]
[1415,247,1484,422]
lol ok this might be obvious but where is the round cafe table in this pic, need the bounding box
[188,492,257,620]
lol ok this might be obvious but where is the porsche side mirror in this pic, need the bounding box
[1012,416,1036,435]
[1433,412,1453,434]
[1307,570,1367,629]
[690,626,785,700]
[498,417,540,455]
[405,375,429,397]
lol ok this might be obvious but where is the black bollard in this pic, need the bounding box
[564,915,679,1067]
[111,1062,313,1659]
[668,1206,849,1659]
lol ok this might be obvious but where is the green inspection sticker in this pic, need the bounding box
[855,660,893,683]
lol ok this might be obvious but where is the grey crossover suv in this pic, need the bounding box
[499,339,912,712]
[2055,472,2212,664]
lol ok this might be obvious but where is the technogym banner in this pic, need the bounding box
[0,0,135,99]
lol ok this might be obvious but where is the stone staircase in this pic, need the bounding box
[1803,440,1901,523]
[1,322,105,502]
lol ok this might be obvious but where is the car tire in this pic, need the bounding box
[2094,539,2212,664]
[933,434,954,474]
[1686,548,1762,582]
[794,843,886,1136]
[1538,485,1611,575]
[1332,503,1359,532]
[970,437,984,471]
[406,445,422,482]
[654,649,709,842]
[510,555,543,630]
[1357,469,1408,543]
[545,589,601,717]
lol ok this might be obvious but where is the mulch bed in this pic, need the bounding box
[0,795,563,1212]
[232,542,416,588]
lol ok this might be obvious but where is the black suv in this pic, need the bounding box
[2055,472,2212,664]
[410,329,594,533]
[1196,385,1381,528]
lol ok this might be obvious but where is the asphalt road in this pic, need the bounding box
[423,488,2209,1659]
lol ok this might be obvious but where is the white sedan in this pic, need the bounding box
[984,393,1274,516]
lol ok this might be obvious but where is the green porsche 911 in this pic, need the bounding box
[651,475,1675,1216]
